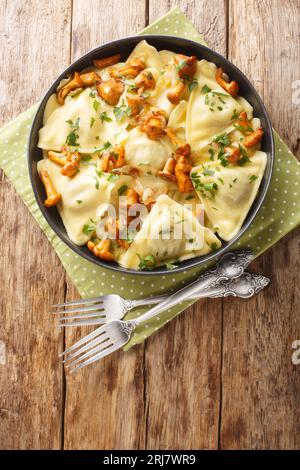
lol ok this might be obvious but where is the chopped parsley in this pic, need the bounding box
[113,102,132,121]
[100,111,112,122]
[165,261,178,270]
[106,173,120,182]
[83,224,95,235]
[231,109,239,120]
[118,184,128,195]
[249,174,258,183]
[209,148,215,161]
[138,254,156,271]
[210,242,218,251]
[238,144,250,165]
[187,77,198,91]
[97,141,112,152]
[90,117,95,128]
[65,117,80,146]
[213,133,231,146]
[81,155,92,162]
[234,123,254,133]
[201,84,212,94]
[185,194,195,200]
[203,167,215,176]
[93,100,100,112]
[76,200,82,204]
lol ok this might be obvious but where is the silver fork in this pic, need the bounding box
[61,251,261,372]
[54,271,268,327]
[52,250,253,327]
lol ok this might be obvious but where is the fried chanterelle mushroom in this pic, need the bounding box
[39,170,61,207]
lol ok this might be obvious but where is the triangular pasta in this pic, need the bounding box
[191,151,267,241]
[118,194,221,269]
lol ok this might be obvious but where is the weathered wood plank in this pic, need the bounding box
[0,0,72,449]
[221,0,300,449]
[145,0,226,450]
[149,0,227,55]
[63,0,147,450]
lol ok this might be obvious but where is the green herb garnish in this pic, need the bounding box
[93,100,100,112]
[201,84,211,94]
[113,102,132,121]
[238,144,250,165]
[138,254,156,271]
[83,224,95,235]
[231,109,239,120]
[249,174,258,183]
[165,261,178,270]
[188,78,198,91]
[90,117,95,128]
[65,117,80,146]
[100,111,112,123]
[118,184,128,195]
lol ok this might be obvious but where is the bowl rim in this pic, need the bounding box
[28,34,274,276]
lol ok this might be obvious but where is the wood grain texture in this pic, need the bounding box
[0,0,72,449]
[220,0,300,449]
[63,0,147,450]
[145,0,226,450]
[149,0,227,55]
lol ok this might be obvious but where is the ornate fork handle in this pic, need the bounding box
[127,250,253,327]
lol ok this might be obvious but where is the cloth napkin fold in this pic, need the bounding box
[0,8,299,350]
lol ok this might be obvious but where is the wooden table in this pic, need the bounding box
[0,0,299,450]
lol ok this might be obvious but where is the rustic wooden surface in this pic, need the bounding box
[0,0,299,450]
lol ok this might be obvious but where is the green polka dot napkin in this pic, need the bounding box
[0,8,299,351]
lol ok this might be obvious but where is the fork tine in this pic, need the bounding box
[59,324,107,357]
[56,311,106,321]
[70,343,121,373]
[64,337,111,365]
[51,304,105,315]
[52,296,104,308]
[63,332,110,362]
[57,319,106,327]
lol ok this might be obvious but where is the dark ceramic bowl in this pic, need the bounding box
[28,35,274,275]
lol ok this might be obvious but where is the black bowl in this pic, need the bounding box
[28,35,274,275]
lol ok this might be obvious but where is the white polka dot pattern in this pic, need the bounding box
[0,8,299,351]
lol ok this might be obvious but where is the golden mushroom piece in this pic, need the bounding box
[244,128,264,148]
[87,239,114,261]
[39,170,61,207]
[140,109,167,140]
[134,70,156,90]
[93,53,121,68]
[100,144,125,172]
[175,54,197,79]
[216,67,239,97]
[57,71,100,104]
[174,155,194,193]
[167,80,186,105]
[158,157,176,181]
[48,148,81,177]
[165,127,191,157]
[96,78,124,105]
[110,58,145,78]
